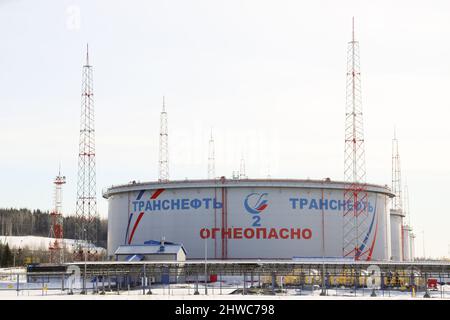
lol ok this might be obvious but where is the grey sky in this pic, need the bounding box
[0,0,449,258]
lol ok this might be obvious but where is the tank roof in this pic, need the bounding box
[103,178,394,199]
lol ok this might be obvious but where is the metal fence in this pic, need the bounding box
[1,268,449,298]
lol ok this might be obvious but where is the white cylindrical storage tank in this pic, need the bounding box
[104,179,393,261]
[402,225,411,261]
[390,209,404,261]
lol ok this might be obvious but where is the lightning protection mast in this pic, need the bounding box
[392,131,406,260]
[74,44,99,261]
[159,96,169,182]
[208,129,215,179]
[343,18,370,261]
[239,156,246,179]
[392,130,403,212]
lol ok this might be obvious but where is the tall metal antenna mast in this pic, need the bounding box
[49,167,66,264]
[239,155,246,179]
[159,96,169,182]
[75,44,98,260]
[392,129,403,211]
[403,181,413,260]
[343,17,370,260]
[208,128,215,179]
[390,128,406,261]
[404,182,410,226]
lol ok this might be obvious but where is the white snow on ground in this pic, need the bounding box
[0,235,105,252]
[0,280,449,300]
[1,271,448,300]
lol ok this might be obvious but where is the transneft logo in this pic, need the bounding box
[244,193,268,214]
[244,193,268,227]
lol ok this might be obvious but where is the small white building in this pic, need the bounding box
[114,241,187,284]
[114,241,186,262]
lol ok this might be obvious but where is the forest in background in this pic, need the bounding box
[0,208,107,248]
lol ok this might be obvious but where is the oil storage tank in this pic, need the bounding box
[390,209,404,261]
[104,179,393,261]
[402,225,412,261]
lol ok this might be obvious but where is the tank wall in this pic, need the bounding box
[107,186,390,260]
[384,196,392,261]
[402,227,411,261]
[107,193,131,255]
[390,212,403,261]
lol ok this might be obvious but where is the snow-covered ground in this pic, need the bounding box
[0,235,105,253]
[0,280,448,300]
[1,268,448,300]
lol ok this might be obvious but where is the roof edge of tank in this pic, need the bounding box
[102,178,394,199]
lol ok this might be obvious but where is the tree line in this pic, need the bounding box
[0,208,107,248]
[0,243,13,267]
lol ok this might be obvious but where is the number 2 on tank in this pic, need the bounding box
[252,215,261,227]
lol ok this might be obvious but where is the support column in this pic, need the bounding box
[143,264,146,295]
[271,272,276,295]
[423,272,430,298]
[194,272,200,295]
[147,271,152,295]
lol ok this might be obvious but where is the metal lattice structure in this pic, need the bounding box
[392,132,403,211]
[239,157,246,179]
[159,97,169,182]
[75,45,98,259]
[404,183,415,260]
[49,168,66,264]
[403,183,409,225]
[343,18,370,260]
[208,129,215,179]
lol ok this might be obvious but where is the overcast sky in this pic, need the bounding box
[0,0,449,258]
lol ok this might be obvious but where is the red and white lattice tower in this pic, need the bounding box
[159,96,169,182]
[343,18,370,260]
[74,44,98,260]
[49,168,66,264]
